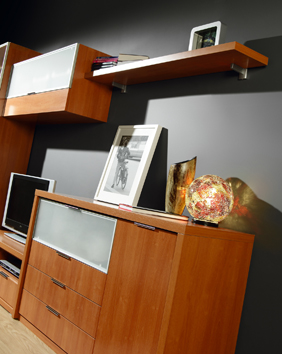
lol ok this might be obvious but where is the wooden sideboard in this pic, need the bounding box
[18,190,254,354]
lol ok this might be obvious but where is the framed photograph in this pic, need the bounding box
[188,21,226,51]
[94,124,163,206]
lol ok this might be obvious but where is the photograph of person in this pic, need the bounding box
[104,135,148,196]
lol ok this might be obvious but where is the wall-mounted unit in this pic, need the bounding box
[4,43,112,124]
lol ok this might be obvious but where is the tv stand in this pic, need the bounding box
[4,232,26,245]
[0,230,28,317]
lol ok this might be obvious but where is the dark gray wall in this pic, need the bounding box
[1,0,282,353]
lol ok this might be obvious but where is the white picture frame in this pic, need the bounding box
[188,21,227,51]
[94,124,163,206]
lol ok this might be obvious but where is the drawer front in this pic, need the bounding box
[0,269,18,307]
[29,241,106,305]
[24,265,100,338]
[33,198,117,273]
[20,289,95,354]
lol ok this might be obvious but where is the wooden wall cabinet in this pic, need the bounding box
[3,42,268,124]
[0,43,41,318]
[0,43,40,220]
[19,190,254,354]
[3,43,112,124]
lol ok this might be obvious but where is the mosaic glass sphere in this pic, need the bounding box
[186,174,234,224]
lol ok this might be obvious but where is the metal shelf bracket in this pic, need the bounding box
[112,82,127,93]
[231,63,248,80]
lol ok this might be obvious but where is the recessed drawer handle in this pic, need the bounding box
[46,305,60,317]
[51,278,65,289]
[0,271,8,279]
[65,204,81,211]
[56,251,70,260]
[134,222,155,231]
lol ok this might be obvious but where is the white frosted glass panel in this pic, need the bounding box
[33,199,117,273]
[0,42,9,90]
[6,43,78,98]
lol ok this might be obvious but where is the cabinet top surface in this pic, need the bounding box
[85,42,268,86]
[34,190,254,243]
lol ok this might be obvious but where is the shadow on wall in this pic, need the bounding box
[220,178,282,354]
[28,35,282,179]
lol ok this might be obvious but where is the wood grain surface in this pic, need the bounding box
[0,304,55,354]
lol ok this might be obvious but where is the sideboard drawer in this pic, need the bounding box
[24,265,101,337]
[0,270,17,307]
[20,289,95,354]
[32,198,117,274]
[29,241,106,305]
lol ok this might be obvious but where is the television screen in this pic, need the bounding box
[2,173,56,237]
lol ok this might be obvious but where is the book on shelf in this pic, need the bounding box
[91,53,149,71]
[118,204,189,221]
[118,53,149,61]
[91,61,117,71]
[93,56,119,63]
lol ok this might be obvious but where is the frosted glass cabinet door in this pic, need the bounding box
[6,43,79,98]
[32,199,117,273]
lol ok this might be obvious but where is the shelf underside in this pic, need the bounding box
[85,42,268,87]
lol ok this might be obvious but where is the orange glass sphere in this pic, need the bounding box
[186,174,234,224]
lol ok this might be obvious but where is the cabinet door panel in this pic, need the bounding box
[6,44,78,98]
[20,290,95,354]
[94,219,177,354]
[29,241,106,305]
[33,199,117,274]
[0,270,18,306]
[163,235,254,354]
[24,265,101,338]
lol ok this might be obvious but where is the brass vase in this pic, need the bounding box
[165,156,197,215]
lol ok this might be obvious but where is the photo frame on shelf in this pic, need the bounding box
[188,21,226,51]
[94,124,163,206]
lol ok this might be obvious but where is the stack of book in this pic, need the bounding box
[117,53,149,65]
[91,56,118,71]
[91,53,149,71]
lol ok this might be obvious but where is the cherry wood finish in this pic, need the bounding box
[0,267,18,307]
[162,234,254,354]
[24,264,101,337]
[0,43,40,318]
[0,42,39,220]
[0,231,25,260]
[0,43,40,115]
[19,315,66,354]
[18,191,254,354]
[28,241,107,305]
[4,44,113,123]
[94,219,177,354]
[20,290,95,354]
[0,118,36,218]
[85,41,268,87]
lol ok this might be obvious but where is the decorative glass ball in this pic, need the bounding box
[186,174,234,224]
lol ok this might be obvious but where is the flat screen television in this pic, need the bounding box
[2,173,56,240]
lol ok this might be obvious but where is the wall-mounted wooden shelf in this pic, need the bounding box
[85,42,268,90]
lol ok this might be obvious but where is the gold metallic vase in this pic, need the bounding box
[165,156,197,215]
